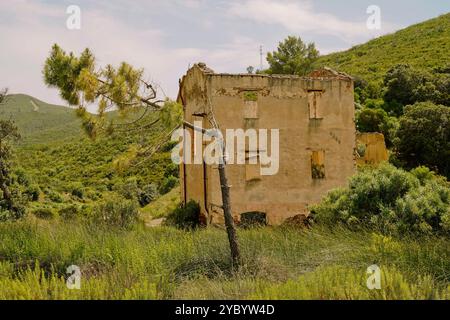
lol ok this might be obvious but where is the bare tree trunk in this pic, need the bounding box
[183,120,241,268]
[217,159,241,268]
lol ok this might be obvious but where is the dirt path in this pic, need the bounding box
[30,100,39,111]
[145,217,166,227]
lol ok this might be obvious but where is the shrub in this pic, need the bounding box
[159,176,178,195]
[395,102,450,179]
[311,164,450,235]
[59,205,80,220]
[69,182,84,199]
[356,107,398,146]
[138,183,159,207]
[46,189,63,203]
[0,206,26,221]
[85,188,101,201]
[393,180,450,234]
[166,200,201,230]
[0,188,27,221]
[383,64,424,110]
[32,207,56,220]
[410,166,437,184]
[354,80,383,104]
[14,168,30,187]
[164,162,180,178]
[383,64,450,114]
[249,265,449,299]
[92,197,139,228]
[114,178,139,201]
[25,184,40,201]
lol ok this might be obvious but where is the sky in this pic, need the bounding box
[0,0,449,109]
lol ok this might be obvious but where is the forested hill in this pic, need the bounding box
[317,13,450,82]
[0,93,82,144]
[0,93,177,216]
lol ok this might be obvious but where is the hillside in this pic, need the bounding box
[0,94,82,144]
[0,93,177,214]
[317,13,450,83]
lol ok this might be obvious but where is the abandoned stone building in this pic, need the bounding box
[177,63,356,225]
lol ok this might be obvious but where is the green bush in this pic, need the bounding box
[32,207,56,220]
[114,178,139,201]
[85,188,102,201]
[58,205,80,220]
[356,107,398,146]
[354,80,383,104]
[0,188,27,221]
[383,64,450,114]
[311,164,450,235]
[69,182,84,199]
[395,102,450,179]
[92,197,139,228]
[394,180,450,234]
[14,168,30,187]
[166,200,201,229]
[159,176,178,195]
[164,162,180,178]
[25,184,40,201]
[138,183,159,207]
[46,189,63,203]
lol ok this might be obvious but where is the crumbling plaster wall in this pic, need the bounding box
[180,66,356,225]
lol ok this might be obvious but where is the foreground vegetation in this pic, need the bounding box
[0,220,448,299]
[312,164,450,235]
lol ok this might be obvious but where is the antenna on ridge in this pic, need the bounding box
[259,45,263,71]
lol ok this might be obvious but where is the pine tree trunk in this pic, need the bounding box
[183,120,241,268]
[218,151,241,268]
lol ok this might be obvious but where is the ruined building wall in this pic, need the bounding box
[179,65,356,225]
[356,132,389,166]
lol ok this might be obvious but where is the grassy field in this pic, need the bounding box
[0,219,448,299]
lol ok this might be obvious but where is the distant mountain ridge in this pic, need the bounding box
[0,93,82,144]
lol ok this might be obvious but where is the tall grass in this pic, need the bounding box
[0,219,448,299]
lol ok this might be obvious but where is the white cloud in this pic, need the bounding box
[228,0,396,42]
[0,1,263,109]
[0,0,407,110]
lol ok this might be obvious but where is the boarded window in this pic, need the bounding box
[308,91,323,119]
[311,150,325,179]
[244,100,258,119]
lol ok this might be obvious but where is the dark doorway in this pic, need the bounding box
[240,211,267,228]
